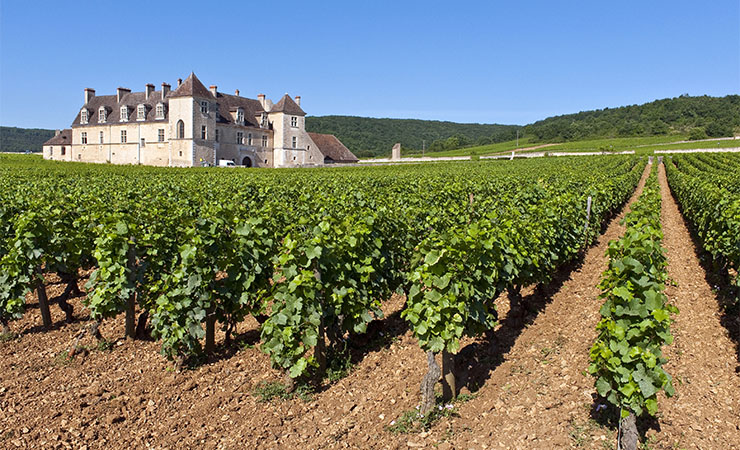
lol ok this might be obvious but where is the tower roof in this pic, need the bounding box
[169,72,214,99]
[271,94,305,115]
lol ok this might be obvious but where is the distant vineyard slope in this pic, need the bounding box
[0,126,55,153]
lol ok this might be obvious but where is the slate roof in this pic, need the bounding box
[43,129,72,146]
[213,92,266,128]
[308,132,358,163]
[271,94,306,116]
[169,72,214,99]
[72,91,168,127]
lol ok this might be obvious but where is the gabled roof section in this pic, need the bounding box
[43,129,72,146]
[271,94,305,116]
[169,72,214,99]
[308,132,359,163]
[214,92,265,127]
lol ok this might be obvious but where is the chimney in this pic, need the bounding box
[117,87,131,103]
[177,78,182,87]
[295,96,301,106]
[258,94,265,108]
[55,129,61,136]
[235,89,240,96]
[161,82,171,98]
[145,83,155,100]
[84,88,95,104]
[210,85,217,96]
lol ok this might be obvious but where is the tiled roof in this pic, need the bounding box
[168,72,214,99]
[271,94,305,116]
[308,132,358,163]
[43,129,72,146]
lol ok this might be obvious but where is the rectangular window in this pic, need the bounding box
[100,131,104,143]
[262,135,268,147]
[291,116,297,127]
[292,136,297,148]
[120,107,128,122]
[121,130,127,143]
[201,125,207,140]
[61,147,66,156]
[141,138,145,147]
[247,133,252,146]
[156,104,165,119]
[81,132,87,144]
[215,129,219,142]
[137,105,146,120]
[236,132,243,144]
[200,101,208,114]
[49,147,53,156]
[80,110,88,124]
[158,129,165,142]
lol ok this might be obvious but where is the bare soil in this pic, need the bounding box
[2,163,738,449]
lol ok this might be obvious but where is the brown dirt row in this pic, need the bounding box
[648,162,740,449]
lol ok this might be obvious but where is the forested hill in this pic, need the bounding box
[0,127,55,153]
[523,95,740,142]
[305,116,519,158]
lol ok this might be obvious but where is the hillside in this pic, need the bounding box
[0,126,55,153]
[523,94,740,142]
[305,116,518,158]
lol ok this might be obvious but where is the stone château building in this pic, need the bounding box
[43,73,358,167]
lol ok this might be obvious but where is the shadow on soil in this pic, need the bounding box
[455,252,586,395]
[588,395,661,444]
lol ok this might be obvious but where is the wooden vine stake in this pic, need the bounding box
[313,266,327,378]
[205,313,216,353]
[441,350,456,402]
[125,242,137,339]
[35,267,52,328]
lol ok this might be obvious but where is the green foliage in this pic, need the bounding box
[589,165,677,418]
[688,127,708,140]
[666,153,740,297]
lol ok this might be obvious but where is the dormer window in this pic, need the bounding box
[236,108,244,124]
[290,116,297,127]
[155,103,165,120]
[137,104,146,120]
[261,113,268,128]
[80,109,88,124]
[98,107,107,123]
[200,101,208,114]
[120,106,129,122]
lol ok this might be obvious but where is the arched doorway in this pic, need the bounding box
[242,156,253,167]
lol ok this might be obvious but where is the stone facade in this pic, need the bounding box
[43,73,356,168]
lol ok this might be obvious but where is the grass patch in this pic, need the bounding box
[253,380,314,403]
[387,393,476,434]
[96,339,114,352]
[0,331,17,343]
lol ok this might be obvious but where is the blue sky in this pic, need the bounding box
[1,0,738,129]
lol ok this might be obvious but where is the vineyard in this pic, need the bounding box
[1,153,739,449]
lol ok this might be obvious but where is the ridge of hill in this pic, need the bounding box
[3,95,738,157]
